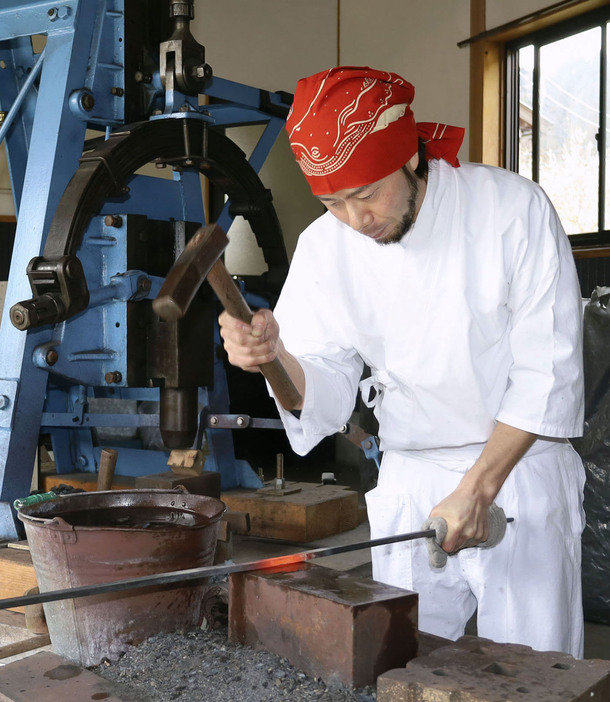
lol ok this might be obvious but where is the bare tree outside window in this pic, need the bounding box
[508,10,609,243]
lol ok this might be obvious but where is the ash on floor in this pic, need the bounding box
[92,626,377,702]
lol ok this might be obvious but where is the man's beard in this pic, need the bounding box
[377,167,421,246]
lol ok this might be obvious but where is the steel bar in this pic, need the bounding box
[0,529,436,610]
[0,48,45,147]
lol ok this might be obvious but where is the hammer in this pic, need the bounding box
[153,224,302,410]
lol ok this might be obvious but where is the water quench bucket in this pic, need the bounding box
[17,487,225,667]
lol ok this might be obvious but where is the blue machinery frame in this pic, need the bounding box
[0,0,293,538]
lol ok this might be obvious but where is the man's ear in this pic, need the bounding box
[406,151,419,172]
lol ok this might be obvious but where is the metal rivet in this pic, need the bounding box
[80,92,95,111]
[104,215,123,228]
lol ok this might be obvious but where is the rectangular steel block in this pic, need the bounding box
[377,635,610,701]
[229,563,418,688]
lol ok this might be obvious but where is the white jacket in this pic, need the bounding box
[273,159,584,455]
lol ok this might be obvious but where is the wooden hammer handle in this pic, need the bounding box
[207,260,302,409]
[97,448,118,491]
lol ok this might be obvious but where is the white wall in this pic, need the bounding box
[339,0,471,158]
[192,0,337,270]
[0,146,15,217]
[486,0,552,29]
[192,0,473,273]
[0,1,566,272]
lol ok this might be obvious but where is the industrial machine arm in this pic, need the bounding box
[0,0,293,538]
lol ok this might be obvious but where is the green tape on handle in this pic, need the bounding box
[13,491,58,510]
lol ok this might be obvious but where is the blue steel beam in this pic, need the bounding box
[0,0,102,537]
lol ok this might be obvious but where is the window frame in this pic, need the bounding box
[504,6,610,247]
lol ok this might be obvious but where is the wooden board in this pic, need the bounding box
[221,482,360,542]
[0,549,38,614]
[6,541,28,551]
[0,634,50,661]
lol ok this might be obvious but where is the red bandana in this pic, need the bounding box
[286,66,465,195]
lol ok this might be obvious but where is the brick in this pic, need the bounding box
[229,563,418,688]
[166,449,206,475]
[377,635,610,702]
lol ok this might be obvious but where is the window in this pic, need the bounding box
[506,7,609,246]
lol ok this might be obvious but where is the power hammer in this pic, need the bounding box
[153,224,302,428]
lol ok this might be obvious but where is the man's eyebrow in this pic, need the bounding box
[318,185,370,202]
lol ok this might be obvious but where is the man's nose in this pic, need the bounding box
[346,202,373,232]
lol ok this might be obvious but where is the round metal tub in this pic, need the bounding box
[18,487,225,667]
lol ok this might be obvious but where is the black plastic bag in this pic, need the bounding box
[572,287,610,625]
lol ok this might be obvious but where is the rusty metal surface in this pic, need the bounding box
[228,563,418,688]
[135,470,221,497]
[377,635,610,702]
[18,489,224,667]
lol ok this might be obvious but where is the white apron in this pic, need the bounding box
[365,441,586,658]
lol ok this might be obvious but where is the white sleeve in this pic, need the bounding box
[496,187,584,437]
[271,352,364,455]
[268,219,364,455]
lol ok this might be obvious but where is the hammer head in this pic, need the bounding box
[153,223,229,321]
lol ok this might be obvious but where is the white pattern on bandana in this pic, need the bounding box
[288,71,408,178]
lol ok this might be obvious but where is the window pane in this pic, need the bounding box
[518,45,534,180]
[538,27,600,235]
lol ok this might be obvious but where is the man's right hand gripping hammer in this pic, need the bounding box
[421,503,511,568]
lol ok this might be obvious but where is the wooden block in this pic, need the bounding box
[0,651,129,701]
[135,470,221,498]
[167,449,206,475]
[0,634,51,661]
[24,587,47,635]
[229,563,418,688]
[221,482,359,541]
[41,473,135,493]
[0,549,39,614]
[221,510,250,534]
